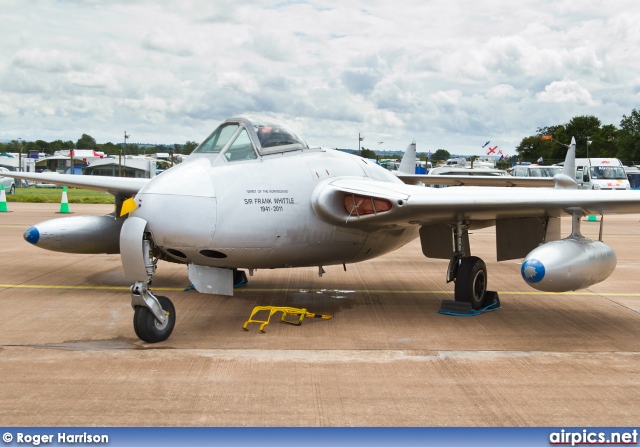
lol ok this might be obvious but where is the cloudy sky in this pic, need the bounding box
[2,0,639,155]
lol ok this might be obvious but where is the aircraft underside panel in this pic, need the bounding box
[183,228,368,269]
[351,227,419,263]
[188,264,233,296]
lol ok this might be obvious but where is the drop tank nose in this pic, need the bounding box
[22,216,124,254]
[24,226,40,245]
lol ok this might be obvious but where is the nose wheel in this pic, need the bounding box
[133,295,176,343]
[131,282,176,343]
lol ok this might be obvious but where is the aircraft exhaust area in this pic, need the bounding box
[1,203,640,426]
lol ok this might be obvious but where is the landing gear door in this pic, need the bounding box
[120,216,153,283]
[496,217,560,261]
[419,223,459,259]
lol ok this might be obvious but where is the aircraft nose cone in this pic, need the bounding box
[135,159,216,250]
[24,226,40,245]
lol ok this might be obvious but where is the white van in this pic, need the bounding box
[574,158,630,190]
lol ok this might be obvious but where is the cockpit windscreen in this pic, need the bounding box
[193,124,239,154]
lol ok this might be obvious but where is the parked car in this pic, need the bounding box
[510,165,563,178]
[34,182,61,188]
[0,167,16,194]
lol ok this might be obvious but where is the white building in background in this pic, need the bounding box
[84,156,161,178]
[0,152,37,173]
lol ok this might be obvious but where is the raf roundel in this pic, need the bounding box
[521,259,545,284]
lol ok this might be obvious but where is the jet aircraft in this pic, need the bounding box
[5,114,640,343]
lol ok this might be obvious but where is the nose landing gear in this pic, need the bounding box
[131,282,176,343]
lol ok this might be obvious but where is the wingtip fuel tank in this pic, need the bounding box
[521,237,617,292]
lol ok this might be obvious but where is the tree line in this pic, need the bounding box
[0,134,199,156]
[515,108,640,165]
[4,108,640,165]
[363,108,640,167]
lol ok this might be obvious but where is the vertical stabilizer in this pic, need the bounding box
[554,136,578,189]
[398,140,417,174]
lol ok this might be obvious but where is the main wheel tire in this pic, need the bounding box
[454,256,487,310]
[133,295,176,343]
[9,185,15,195]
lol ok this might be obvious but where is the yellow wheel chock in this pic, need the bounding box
[243,306,332,333]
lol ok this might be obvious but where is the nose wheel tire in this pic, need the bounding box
[454,256,487,310]
[133,295,176,343]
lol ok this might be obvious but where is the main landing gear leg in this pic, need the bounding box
[131,281,176,343]
[446,221,490,311]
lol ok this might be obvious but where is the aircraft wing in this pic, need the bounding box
[313,177,640,228]
[396,174,554,187]
[2,171,148,196]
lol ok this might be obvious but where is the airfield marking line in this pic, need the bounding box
[0,284,131,291]
[598,294,640,316]
[1,284,640,297]
[0,254,104,292]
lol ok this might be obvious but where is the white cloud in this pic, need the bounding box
[141,29,195,57]
[0,0,638,152]
[487,84,517,99]
[537,80,594,104]
[430,90,463,107]
[13,48,85,73]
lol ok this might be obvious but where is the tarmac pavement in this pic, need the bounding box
[1,203,639,426]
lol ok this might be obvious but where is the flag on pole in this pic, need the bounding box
[537,157,543,163]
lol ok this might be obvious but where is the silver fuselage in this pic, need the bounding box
[132,148,419,269]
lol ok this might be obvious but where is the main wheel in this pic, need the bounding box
[9,184,15,195]
[454,256,487,310]
[133,295,176,343]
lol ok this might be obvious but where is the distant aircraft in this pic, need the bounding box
[6,115,640,343]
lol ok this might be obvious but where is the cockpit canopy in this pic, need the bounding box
[192,115,308,160]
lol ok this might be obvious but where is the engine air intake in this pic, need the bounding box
[344,194,392,216]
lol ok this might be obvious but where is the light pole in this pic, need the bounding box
[358,133,364,155]
[18,137,22,174]
[120,131,130,177]
[587,140,592,159]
